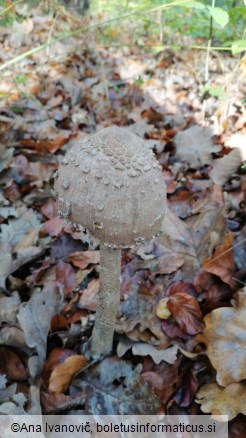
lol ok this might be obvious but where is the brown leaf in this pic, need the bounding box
[69,250,100,270]
[137,242,184,275]
[43,217,63,237]
[161,319,190,340]
[195,270,232,305]
[55,261,76,296]
[0,347,27,381]
[196,381,246,420]
[203,289,246,386]
[78,279,99,311]
[43,348,78,379]
[202,232,236,288]
[40,198,57,219]
[116,283,169,348]
[142,359,180,406]
[41,391,72,414]
[20,133,70,154]
[50,315,69,333]
[159,206,226,281]
[174,367,198,407]
[229,414,246,438]
[165,282,204,335]
[48,355,89,393]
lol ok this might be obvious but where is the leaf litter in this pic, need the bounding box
[0,2,245,428]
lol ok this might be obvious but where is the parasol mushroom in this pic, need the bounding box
[55,126,166,357]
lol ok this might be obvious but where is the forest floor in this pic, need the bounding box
[0,3,245,436]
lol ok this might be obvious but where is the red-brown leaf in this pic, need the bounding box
[163,283,204,335]
[0,347,27,381]
[55,261,76,296]
[202,232,236,288]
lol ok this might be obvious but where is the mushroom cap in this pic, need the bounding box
[55,126,166,248]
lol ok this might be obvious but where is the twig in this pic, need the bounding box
[204,0,216,83]
[46,12,60,58]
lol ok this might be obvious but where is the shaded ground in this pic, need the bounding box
[0,4,246,436]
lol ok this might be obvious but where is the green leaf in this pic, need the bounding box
[207,6,229,28]
[187,2,206,10]
[202,85,224,98]
[231,39,246,55]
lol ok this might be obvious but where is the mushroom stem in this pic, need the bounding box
[90,245,121,356]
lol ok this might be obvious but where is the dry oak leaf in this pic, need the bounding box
[48,355,88,393]
[196,381,246,420]
[174,125,220,169]
[209,147,245,185]
[202,232,236,289]
[117,339,179,365]
[203,290,246,386]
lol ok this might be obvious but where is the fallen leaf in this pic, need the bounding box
[229,414,246,438]
[69,250,100,269]
[71,357,160,414]
[118,341,179,365]
[159,206,226,280]
[40,198,57,219]
[0,206,41,251]
[163,282,204,335]
[210,147,244,185]
[42,217,63,237]
[17,283,63,376]
[116,283,169,348]
[50,314,69,332]
[137,242,184,275]
[174,367,198,407]
[78,279,99,311]
[0,291,20,324]
[225,133,246,159]
[174,125,220,168]
[51,234,86,261]
[196,381,246,420]
[41,391,72,414]
[203,289,246,386]
[55,261,76,296]
[0,347,27,381]
[202,232,236,288]
[0,143,14,172]
[142,358,180,406]
[161,319,190,340]
[44,348,75,374]
[48,355,88,393]
[0,247,43,289]
[0,326,31,354]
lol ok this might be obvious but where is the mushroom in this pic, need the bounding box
[55,126,166,357]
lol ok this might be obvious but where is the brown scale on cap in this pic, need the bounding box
[55,126,166,357]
